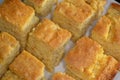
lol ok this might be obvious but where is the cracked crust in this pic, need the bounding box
[31,19,71,49]
[65,37,120,80]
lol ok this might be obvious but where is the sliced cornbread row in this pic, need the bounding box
[0,0,39,50]
[1,50,45,80]
[26,19,71,72]
[52,72,75,80]
[91,3,120,61]
[0,32,20,78]
[65,37,120,80]
[24,0,57,16]
[53,0,106,41]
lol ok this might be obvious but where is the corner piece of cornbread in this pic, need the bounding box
[53,1,95,41]
[26,19,71,72]
[0,32,20,77]
[7,50,45,80]
[91,3,120,61]
[24,0,57,16]
[0,0,39,50]
[52,72,75,80]
[65,37,120,80]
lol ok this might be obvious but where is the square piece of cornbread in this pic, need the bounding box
[52,72,75,80]
[91,3,120,61]
[65,37,120,80]
[24,0,57,16]
[5,50,45,80]
[0,32,20,77]
[65,0,106,17]
[0,0,39,50]
[1,70,22,80]
[26,19,71,72]
[53,1,95,41]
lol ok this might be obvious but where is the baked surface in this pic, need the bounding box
[24,0,57,16]
[53,1,95,41]
[1,70,22,80]
[0,32,20,77]
[26,19,71,72]
[65,37,120,80]
[9,50,45,80]
[0,0,39,49]
[91,3,120,61]
[65,0,106,17]
[52,72,75,80]
[32,19,71,49]
[0,0,34,29]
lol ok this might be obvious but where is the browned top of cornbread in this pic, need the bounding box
[64,0,86,6]
[52,73,75,80]
[32,19,71,49]
[97,56,120,80]
[54,2,94,23]
[111,3,120,11]
[92,16,111,39]
[9,50,45,80]
[65,37,102,69]
[92,3,120,44]
[25,0,44,6]
[0,32,19,62]
[0,0,34,30]
[65,37,120,80]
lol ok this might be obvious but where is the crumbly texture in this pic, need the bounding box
[65,37,120,80]
[26,19,71,72]
[91,3,120,61]
[1,70,22,80]
[9,50,45,80]
[64,0,106,17]
[52,72,75,80]
[0,32,20,77]
[53,1,95,41]
[24,0,57,16]
[0,0,39,50]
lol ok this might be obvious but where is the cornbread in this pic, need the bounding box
[1,70,22,80]
[53,1,95,41]
[64,0,106,17]
[91,3,120,61]
[24,0,57,16]
[26,19,71,72]
[0,0,39,50]
[0,32,20,77]
[52,72,75,80]
[65,37,120,80]
[4,50,45,80]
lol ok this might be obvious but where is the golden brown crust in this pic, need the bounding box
[92,3,120,44]
[92,16,111,39]
[65,37,102,69]
[54,2,93,23]
[32,19,71,49]
[97,56,120,80]
[0,0,34,30]
[9,50,45,80]
[0,32,19,60]
[65,37,119,80]
[111,3,120,11]
[64,0,106,17]
[52,73,75,80]
[25,0,44,6]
